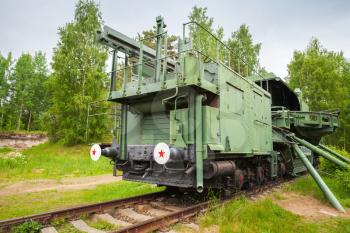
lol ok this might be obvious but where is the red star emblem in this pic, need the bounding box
[92,149,96,156]
[159,150,165,158]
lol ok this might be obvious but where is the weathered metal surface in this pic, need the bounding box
[294,137,348,169]
[94,16,342,210]
[0,191,166,232]
[195,94,204,192]
[292,144,345,212]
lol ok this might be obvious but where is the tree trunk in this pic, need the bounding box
[27,111,32,131]
[16,103,23,131]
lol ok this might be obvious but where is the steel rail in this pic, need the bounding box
[113,178,290,233]
[114,201,209,233]
[0,178,292,233]
[0,191,167,232]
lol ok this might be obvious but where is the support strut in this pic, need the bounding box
[318,144,350,164]
[119,104,128,160]
[292,144,345,212]
[293,137,348,169]
[195,94,204,192]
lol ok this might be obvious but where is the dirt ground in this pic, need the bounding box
[0,137,48,149]
[0,174,121,196]
[1,133,348,224]
[273,192,350,220]
[0,133,122,196]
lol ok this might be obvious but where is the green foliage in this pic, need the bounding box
[199,197,350,233]
[285,176,350,208]
[0,153,28,170]
[137,28,177,58]
[335,169,350,194]
[0,142,111,184]
[287,38,350,148]
[85,219,116,231]
[188,6,262,77]
[188,6,224,61]
[12,220,42,233]
[48,0,108,145]
[318,145,350,195]
[227,24,261,76]
[52,222,83,233]
[0,53,12,98]
[29,52,50,130]
[0,52,49,132]
[0,181,163,220]
[11,53,34,130]
[0,52,12,130]
[319,146,349,174]
[0,147,13,154]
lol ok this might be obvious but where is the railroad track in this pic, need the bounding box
[0,178,290,233]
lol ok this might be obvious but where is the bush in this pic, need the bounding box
[319,145,350,194]
[12,220,42,233]
[0,147,13,154]
[0,153,27,169]
[319,145,350,175]
[335,169,350,193]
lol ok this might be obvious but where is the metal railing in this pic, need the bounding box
[107,21,266,95]
[85,99,120,144]
[183,21,265,82]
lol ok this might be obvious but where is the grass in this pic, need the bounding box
[50,218,117,233]
[2,141,349,232]
[11,220,42,233]
[197,171,350,233]
[0,147,13,154]
[199,197,350,233]
[53,222,83,233]
[0,142,112,185]
[284,175,350,208]
[0,181,164,220]
[85,218,116,231]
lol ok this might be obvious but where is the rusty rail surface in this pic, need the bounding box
[0,178,290,233]
[114,178,289,233]
[114,201,209,233]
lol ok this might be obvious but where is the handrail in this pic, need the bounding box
[109,49,210,74]
[109,21,267,93]
[85,99,120,144]
[183,21,266,82]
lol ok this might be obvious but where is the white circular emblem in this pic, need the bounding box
[90,144,101,161]
[153,142,170,164]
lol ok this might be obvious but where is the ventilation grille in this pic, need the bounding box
[142,113,169,144]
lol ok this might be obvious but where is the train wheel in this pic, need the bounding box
[165,186,181,194]
[256,166,264,185]
[279,163,286,176]
[234,169,244,190]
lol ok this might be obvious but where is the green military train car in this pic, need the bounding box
[90,17,348,212]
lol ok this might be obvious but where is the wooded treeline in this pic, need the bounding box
[288,38,350,149]
[0,0,109,145]
[0,52,49,132]
[0,1,349,149]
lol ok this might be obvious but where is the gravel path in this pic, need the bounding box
[0,174,121,196]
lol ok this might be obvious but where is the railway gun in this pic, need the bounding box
[89,16,348,212]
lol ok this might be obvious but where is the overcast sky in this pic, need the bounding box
[1,0,349,78]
